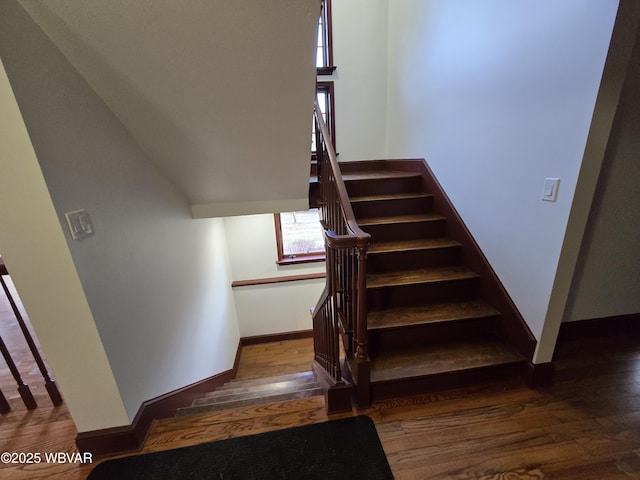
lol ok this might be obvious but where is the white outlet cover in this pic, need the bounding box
[65,210,94,240]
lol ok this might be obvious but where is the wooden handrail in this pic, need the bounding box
[311,100,371,408]
[313,101,369,242]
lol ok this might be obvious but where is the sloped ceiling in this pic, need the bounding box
[18,0,320,217]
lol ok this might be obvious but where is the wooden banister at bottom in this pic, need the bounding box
[0,259,63,407]
[311,101,371,409]
[0,387,9,414]
[0,334,37,410]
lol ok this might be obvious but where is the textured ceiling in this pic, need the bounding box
[19,0,320,216]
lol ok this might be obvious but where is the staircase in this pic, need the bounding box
[176,371,322,416]
[310,101,537,412]
[337,160,534,402]
[175,155,535,417]
[310,154,536,412]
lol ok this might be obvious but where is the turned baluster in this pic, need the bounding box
[0,334,37,410]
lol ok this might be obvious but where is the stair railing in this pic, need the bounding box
[311,101,372,407]
[0,258,63,411]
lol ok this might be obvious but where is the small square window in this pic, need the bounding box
[275,209,325,264]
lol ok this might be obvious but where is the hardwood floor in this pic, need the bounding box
[2,278,640,479]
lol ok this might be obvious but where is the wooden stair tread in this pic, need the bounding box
[177,387,323,415]
[367,266,479,288]
[208,377,319,398]
[194,383,322,406]
[219,371,316,389]
[342,170,421,181]
[350,192,432,203]
[156,396,328,431]
[176,370,322,416]
[367,300,500,330]
[368,238,460,254]
[358,213,445,226]
[370,340,523,383]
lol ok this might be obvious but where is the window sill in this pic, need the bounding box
[276,254,325,266]
[317,66,337,76]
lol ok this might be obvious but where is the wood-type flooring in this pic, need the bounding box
[1,278,639,479]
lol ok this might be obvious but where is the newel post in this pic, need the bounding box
[354,243,371,407]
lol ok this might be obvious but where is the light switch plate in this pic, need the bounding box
[541,178,560,202]
[65,210,94,240]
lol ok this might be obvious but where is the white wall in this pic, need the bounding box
[0,0,239,428]
[329,0,389,161]
[385,0,618,355]
[223,214,324,337]
[564,27,640,321]
[19,0,320,216]
[0,59,130,433]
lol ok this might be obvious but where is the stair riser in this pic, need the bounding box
[351,197,432,219]
[367,278,480,309]
[367,246,461,272]
[368,317,499,354]
[339,160,389,174]
[369,363,523,402]
[345,176,422,197]
[361,220,446,242]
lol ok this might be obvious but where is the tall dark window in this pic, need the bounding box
[312,81,335,155]
[316,0,336,75]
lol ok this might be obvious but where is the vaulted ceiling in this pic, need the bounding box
[18,0,320,217]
